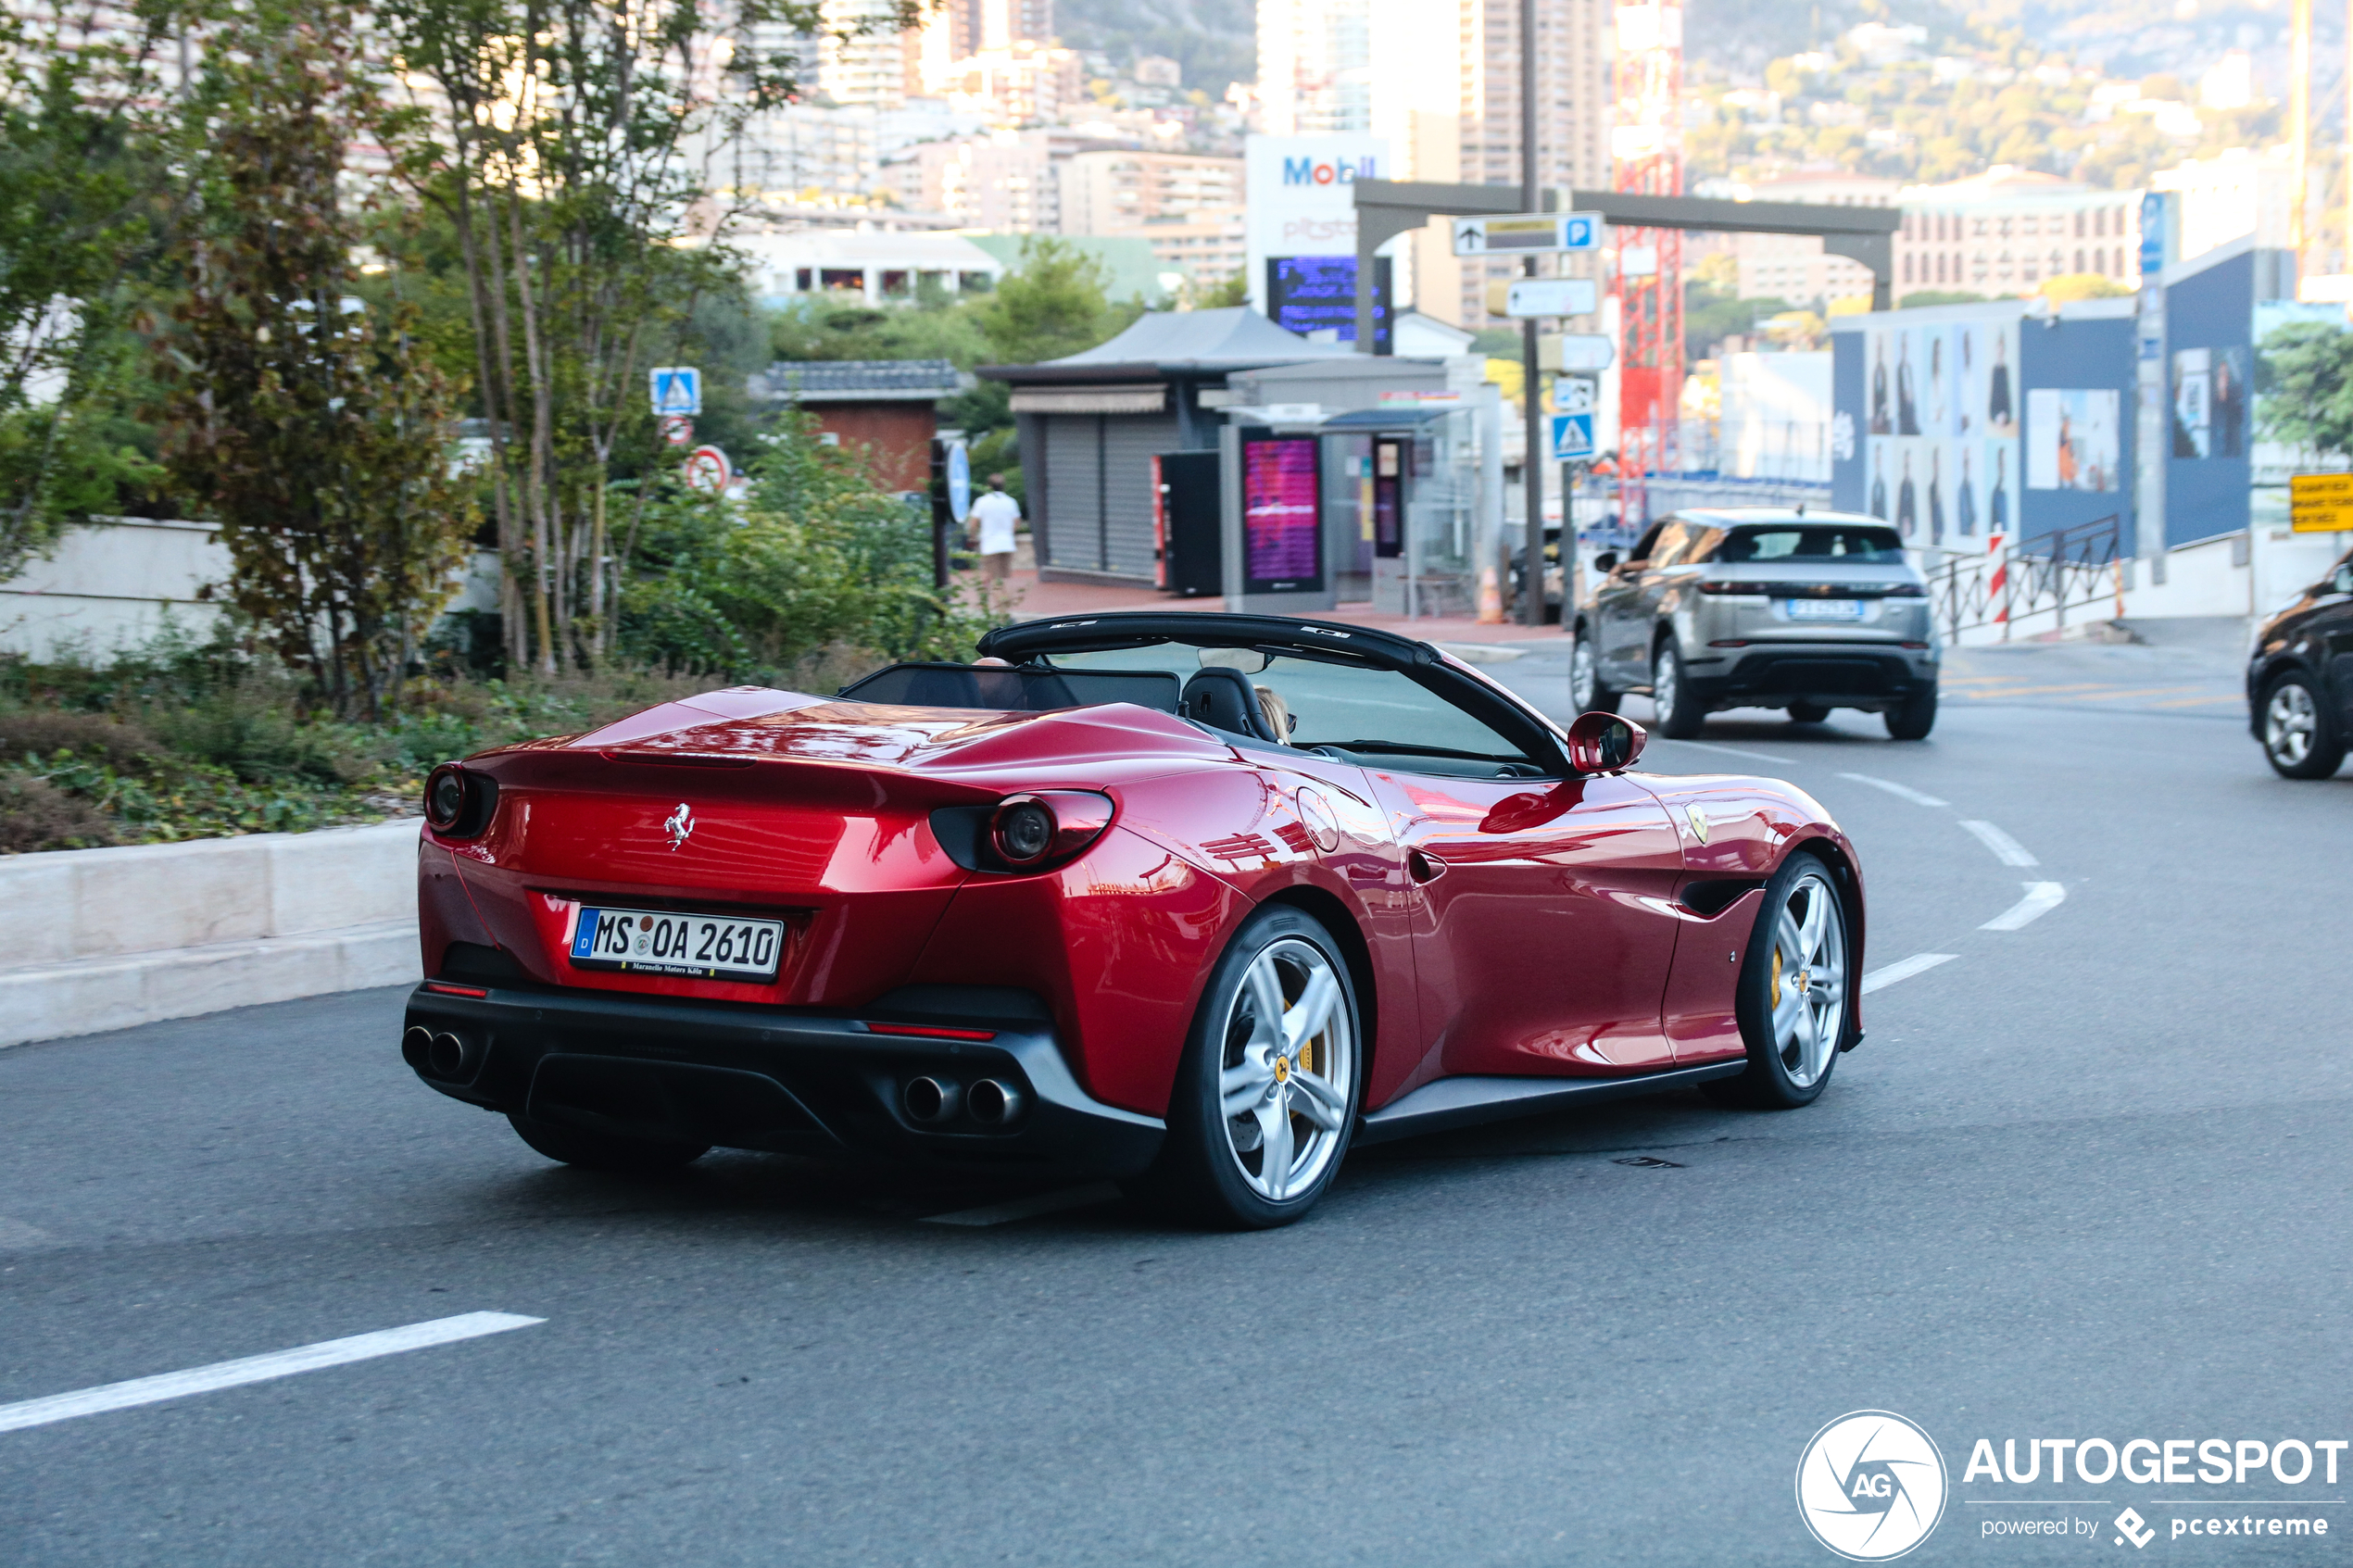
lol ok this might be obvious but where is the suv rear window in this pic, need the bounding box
[1715,525,1906,563]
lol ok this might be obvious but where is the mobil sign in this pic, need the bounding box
[1245,134,1391,311]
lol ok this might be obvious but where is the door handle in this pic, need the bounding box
[1408,848,1448,883]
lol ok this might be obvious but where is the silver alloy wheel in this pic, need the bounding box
[1217,935,1355,1202]
[1571,639,1599,709]
[1768,867,1847,1089]
[1653,646,1680,723]
[2267,681,2318,766]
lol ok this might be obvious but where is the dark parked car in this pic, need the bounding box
[1572,508,1941,740]
[2246,551,2353,778]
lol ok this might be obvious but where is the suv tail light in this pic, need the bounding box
[1698,579,1767,595]
[1882,583,1926,597]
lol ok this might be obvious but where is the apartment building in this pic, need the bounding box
[1895,166,2142,295]
[1731,174,1900,303]
[1058,152,1245,235]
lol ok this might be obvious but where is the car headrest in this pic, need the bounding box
[1179,666,1279,743]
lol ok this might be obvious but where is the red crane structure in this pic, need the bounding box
[1611,0,1683,522]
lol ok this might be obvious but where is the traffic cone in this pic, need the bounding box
[1478,561,1504,623]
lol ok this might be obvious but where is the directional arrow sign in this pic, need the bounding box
[1502,277,1600,318]
[1452,213,1603,257]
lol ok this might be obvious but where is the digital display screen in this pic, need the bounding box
[1265,257,1390,351]
[1242,436,1323,593]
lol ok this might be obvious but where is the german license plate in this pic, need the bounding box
[569,906,786,982]
[1785,597,1865,621]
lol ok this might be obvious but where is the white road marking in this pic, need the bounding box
[920,1182,1124,1227]
[1839,771,1950,808]
[0,1312,544,1436]
[1657,738,1797,766]
[1862,953,1958,993]
[1958,819,2040,867]
[1982,882,2067,931]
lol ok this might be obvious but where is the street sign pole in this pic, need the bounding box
[928,439,951,590]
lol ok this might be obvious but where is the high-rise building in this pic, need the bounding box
[1058,151,1245,235]
[1256,0,1374,136]
[1340,0,1614,328]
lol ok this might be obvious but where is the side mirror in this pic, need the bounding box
[1592,551,1620,574]
[1567,711,1646,773]
[2332,564,2353,596]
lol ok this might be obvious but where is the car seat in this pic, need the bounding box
[1178,666,1281,743]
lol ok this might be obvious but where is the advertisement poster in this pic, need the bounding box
[1865,316,2018,544]
[1242,436,1323,592]
[2173,345,2247,458]
[2027,388,2121,491]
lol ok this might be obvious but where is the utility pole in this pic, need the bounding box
[1519,0,1545,626]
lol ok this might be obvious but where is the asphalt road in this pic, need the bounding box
[6,628,2351,1566]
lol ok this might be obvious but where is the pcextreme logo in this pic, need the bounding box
[1797,1411,1951,1562]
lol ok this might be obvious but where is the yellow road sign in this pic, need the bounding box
[2290,472,2353,531]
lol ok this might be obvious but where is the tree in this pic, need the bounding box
[972,237,1141,366]
[155,2,476,721]
[2258,321,2353,461]
[0,3,175,565]
[374,0,919,673]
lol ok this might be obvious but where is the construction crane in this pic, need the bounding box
[1611,0,1683,522]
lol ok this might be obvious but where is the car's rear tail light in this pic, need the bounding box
[866,1022,999,1041]
[987,791,1114,872]
[1899,641,1931,649]
[1883,583,1926,597]
[422,981,490,998]
[1708,639,1751,647]
[1698,579,1768,595]
[424,764,499,838]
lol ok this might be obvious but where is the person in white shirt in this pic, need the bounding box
[967,474,1022,582]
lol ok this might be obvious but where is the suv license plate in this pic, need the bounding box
[569,906,786,982]
[1785,597,1865,621]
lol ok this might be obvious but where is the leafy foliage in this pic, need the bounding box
[2257,322,2353,461]
[153,4,477,721]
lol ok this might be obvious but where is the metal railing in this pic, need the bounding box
[1925,514,2124,643]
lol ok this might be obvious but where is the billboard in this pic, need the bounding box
[1244,134,1390,316]
[1241,435,1324,593]
[1265,256,1391,348]
[1859,314,2020,545]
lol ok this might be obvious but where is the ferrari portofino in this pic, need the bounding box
[402,612,1866,1227]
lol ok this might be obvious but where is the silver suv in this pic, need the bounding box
[1570,508,1940,740]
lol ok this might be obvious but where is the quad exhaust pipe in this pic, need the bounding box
[900,1074,1025,1127]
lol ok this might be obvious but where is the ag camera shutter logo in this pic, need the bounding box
[1796,1411,1949,1561]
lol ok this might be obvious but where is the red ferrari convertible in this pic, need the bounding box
[403,612,1865,1227]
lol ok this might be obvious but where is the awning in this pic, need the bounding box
[1009,383,1169,415]
[1319,403,1463,430]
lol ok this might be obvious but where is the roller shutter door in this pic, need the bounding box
[1040,416,1102,571]
[1101,413,1181,580]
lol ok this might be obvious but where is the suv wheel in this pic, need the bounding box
[1884,686,1937,741]
[2260,671,2346,778]
[1652,640,1704,738]
[1571,628,1619,714]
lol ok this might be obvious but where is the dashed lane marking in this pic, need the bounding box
[920,1183,1125,1228]
[0,1312,544,1436]
[1653,738,1797,766]
[1839,771,1950,808]
[1982,882,2068,931]
[1862,953,1958,993]
[1958,820,2040,867]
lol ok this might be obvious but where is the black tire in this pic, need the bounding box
[1705,849,1855,1110]
[1130,904,1363,1230]
[1651,639,1705,738]
[1570,625,1619,714]
[1883,686,1937,740]
[2259,671,2347,779]
[507,1111,710,1173]
[1787,701,1831,723]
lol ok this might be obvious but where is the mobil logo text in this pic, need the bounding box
[1283,156,1378,187]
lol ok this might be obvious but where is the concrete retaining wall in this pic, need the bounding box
[0,819,423,1047]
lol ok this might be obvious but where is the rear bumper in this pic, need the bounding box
[400,982,1164,1178]
[1682,643,1936,712]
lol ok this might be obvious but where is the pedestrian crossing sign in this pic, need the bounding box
[649,367,702,418]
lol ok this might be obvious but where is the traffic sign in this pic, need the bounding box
[1541,333,1617,372]
[649,366,702,417]
[1499,277,1600,318]
[1550,414,1596,461]
[946,442,972,523]
[1556,374,1597,414]
[1451,213,1602,257]
[681,444,731,494]
[2291,471,2353,532]
[659,414,694,446]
